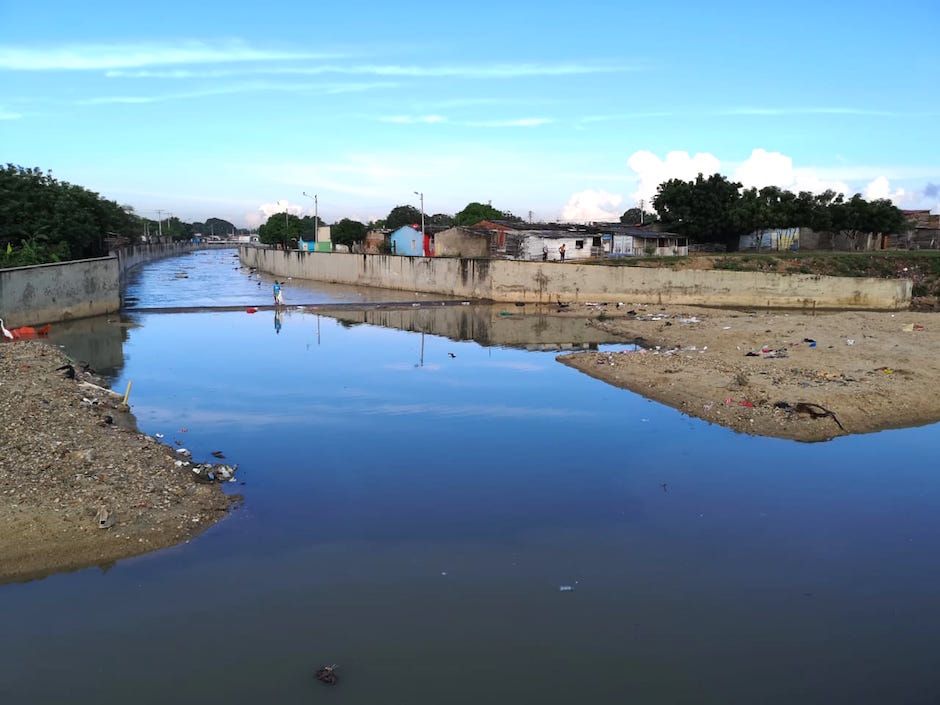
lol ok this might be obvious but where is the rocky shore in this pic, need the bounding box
[559,305,940,442]
[0,340,238,584]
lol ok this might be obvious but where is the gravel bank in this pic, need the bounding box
[0,340,238,584]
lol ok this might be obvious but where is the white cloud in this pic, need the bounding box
[560,190,622,222]
[732,149,851,196]
[0,108,22,120]
[733,148,793,188]
[864,175,906,203]
[0,40,322,71]
[626,150,722,209]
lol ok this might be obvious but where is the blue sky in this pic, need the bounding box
[2,0,938,229]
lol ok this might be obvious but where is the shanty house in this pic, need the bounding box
[434,226,495,258]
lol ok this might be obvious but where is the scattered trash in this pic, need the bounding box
[559,585,574,592]
[211,450,226,459]
[96,505,114,529]
[779,402,845,431]
[315,664,339,686]
[175,448,192,457]
[846,339,855,346]
[191,463,238,483]
[739,400,755,408]
[803,338,817,347]
[903,323,925,332]
[246,307,258,314]
[875,366,894,374]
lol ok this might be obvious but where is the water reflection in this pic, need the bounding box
[3,249,939,705]
[43,313,134,379]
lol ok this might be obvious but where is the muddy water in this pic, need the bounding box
[2,249,939,704]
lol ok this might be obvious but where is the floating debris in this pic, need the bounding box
[315,664,339,685]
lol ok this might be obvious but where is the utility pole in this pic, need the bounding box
[155,209,164,239]
[414,191,425,240]
[303,191,318,246]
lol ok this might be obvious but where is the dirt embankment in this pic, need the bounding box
[558,305,940,442]
[0,340,239,584]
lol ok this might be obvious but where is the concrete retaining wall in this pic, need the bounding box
[239,247,912,311]
[0,257,120,328]
[1,242,234,327]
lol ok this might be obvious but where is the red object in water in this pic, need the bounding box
[11,326,36,339]
[246,307,258,314]
[9,323,50,339]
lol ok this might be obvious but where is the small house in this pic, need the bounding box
[434,226,494,258]
[389,225,429,256]
[505,231,606,261]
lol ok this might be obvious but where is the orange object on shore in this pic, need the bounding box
[9,323,51,339]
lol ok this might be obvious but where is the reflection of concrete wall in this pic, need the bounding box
[45,314,129,380]
[239,247,912,311]
[315,304,624,348]
[0,257,119,328]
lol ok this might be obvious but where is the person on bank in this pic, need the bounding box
[558,243,566,261]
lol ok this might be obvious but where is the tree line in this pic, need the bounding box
[2,163,912,266]
[647,173,909,249]
[0,165,243,267]
[257,201,518,249]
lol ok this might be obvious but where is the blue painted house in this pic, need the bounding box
[388,225,424,256]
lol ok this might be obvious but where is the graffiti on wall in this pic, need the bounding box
[739,227,800,251]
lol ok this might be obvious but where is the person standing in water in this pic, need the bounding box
[273,280,283,306]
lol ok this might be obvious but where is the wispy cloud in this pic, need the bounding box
[0,40,336,71]
[104,61,636,80]
[0,108,22,120]
[76,81,397,105]
[380,115,448,124]
[716,106,940,118]
[465,118,552,128]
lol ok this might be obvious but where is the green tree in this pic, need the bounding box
[455,202,506,226]
[386,205,423,230]
[332,218,367,248]
[429,213,455,227]
[259,212,297,247]
[0,164,143,264]
[653,173,745,244]
[619,207,656,225]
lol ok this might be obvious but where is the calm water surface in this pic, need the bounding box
[3,249,939,704]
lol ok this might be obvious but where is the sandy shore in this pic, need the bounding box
[558,305,940,442]
[0,340,238,584]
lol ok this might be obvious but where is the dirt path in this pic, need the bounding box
[558,305,940,442]
[0,340,239,584]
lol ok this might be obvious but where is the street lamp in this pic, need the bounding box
[302,191,318,246]
[414,191,425,239]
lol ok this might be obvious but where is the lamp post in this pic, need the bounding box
[302,191,318,246]
[414,191,425,239]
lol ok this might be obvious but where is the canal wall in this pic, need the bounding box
[1,242,234,327]
[0,257,120,328]
[238,247,912,311]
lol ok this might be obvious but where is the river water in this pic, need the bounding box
[3,249,939,704]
